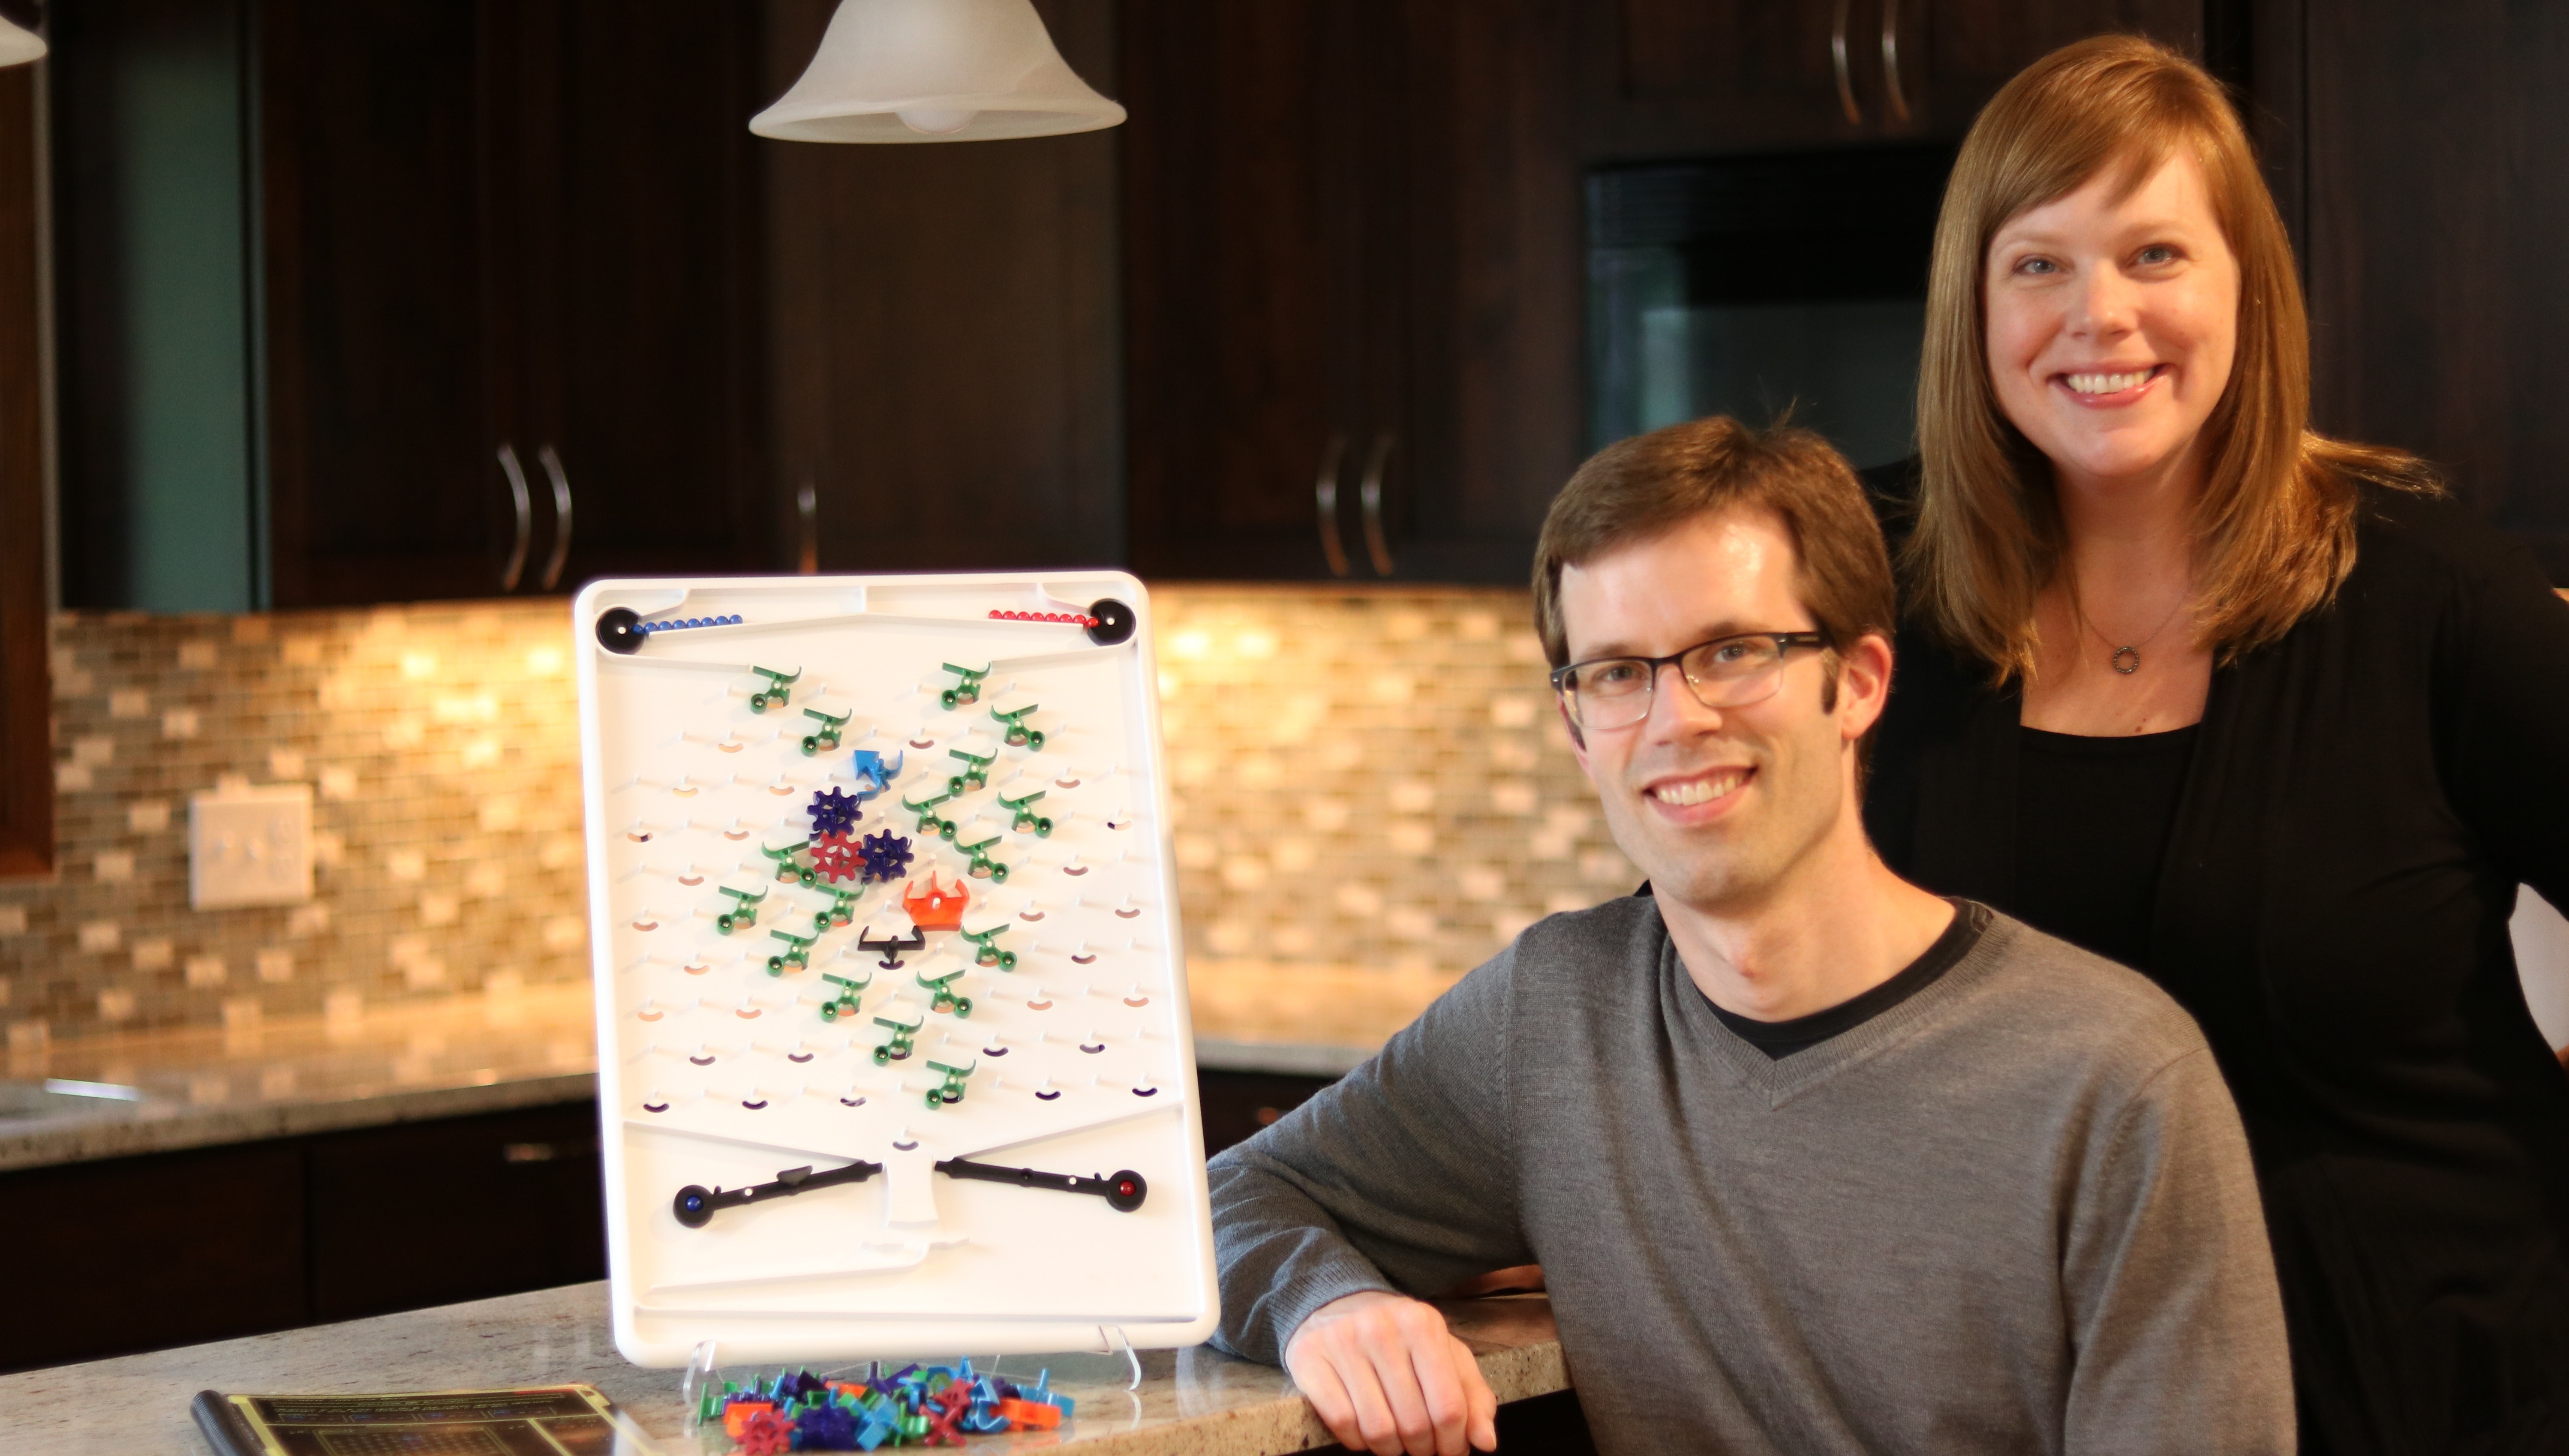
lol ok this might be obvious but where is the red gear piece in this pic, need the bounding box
[737,1409,790,1456]
[809,832,862,884]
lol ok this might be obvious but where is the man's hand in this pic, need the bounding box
[1283,1290,1499,1456]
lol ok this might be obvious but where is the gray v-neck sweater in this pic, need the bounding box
[1208,898,2293,1455]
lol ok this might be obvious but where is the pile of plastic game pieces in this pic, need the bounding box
[698,1360,1073,1451]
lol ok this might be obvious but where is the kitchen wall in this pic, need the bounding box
[0,601,590,1055]
[0,586,1632,1051]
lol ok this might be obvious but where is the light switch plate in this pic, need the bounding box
[189,783,315,909]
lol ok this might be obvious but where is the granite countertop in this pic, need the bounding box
[0,1282,1568,1456]
[0,961,1453,1173]
[0,983,601,1173]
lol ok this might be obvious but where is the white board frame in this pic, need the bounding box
[573,572,1216,1366]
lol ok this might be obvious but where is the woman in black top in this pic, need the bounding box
[1863,37,2569,1454]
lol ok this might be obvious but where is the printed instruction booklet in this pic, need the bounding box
[191,1384,664,1456]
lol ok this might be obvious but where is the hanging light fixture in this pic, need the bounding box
[0,15,45,67]
[751,0,1122,144]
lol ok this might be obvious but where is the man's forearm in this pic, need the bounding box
[1208,1152,1403,1362]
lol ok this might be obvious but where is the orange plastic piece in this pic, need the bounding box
[902,874,970,931]
[721,1402,776,1440]
[999,1398,1063,1430]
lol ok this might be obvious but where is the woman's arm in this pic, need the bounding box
[2437,541,2569,936]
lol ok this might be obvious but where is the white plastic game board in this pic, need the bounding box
[573,573,1217,1366]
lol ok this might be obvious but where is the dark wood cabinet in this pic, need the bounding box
[1121,0,1581,584]
[0,1140,310,1372]
[0,56,45,880]
[1118,0,2220,586]
[2278,1,2569,579]
[0,1102,607,1375]
[764,0,1123,577]
[306,1102,606,1321]
[1579,0,2206,158]
[259,0,770,609]
[1121,0,1411,581]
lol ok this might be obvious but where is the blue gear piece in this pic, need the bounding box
[807,787,861,838]
[857,829,914,884]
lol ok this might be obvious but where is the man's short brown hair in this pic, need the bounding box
[1532,416,1897,697]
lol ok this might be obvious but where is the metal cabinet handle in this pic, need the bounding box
[1314,432,1352,578]
[1358,431,1396,576]
[496,443,532,591]
[536,445,573,591]
[796,482,819,574]
[1831,0,1862,125]
[1881,0,1911,125]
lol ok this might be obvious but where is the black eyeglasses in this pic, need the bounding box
[1549,632,1830,731]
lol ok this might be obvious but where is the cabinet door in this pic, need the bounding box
[1897,0,2205,135]
[0,1142,308,1371]
[504,0,771,590]
[307,1102,607,1321]
[2295,0,2569,579]
[1581,0,1877,158]
[260,0,521,607]
[1123,0,1397,580]
[763,0,1122,576]
[261,1,770,607]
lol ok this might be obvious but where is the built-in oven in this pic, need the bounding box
[1586,144,1956,470]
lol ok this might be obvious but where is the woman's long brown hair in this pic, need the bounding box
[1904,34,2434,682]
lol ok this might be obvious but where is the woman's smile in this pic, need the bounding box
[2057,362,2166,402]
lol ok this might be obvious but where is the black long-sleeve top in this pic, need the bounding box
[1864,479,2569,1456]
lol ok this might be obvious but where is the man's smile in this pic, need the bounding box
[1643,766,1754,816]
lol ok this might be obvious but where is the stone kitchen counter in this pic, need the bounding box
[0,960,1454,1172]
[0,982,601,1173]
[0,1282,1571,1456]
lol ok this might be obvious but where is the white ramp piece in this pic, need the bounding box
[575,574,1215,1365]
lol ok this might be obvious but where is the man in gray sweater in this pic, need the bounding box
[1207,417,2293,1456]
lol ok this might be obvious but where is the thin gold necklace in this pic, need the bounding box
[2075,585,2191,675]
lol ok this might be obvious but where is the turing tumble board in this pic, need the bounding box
[574,573,1218,1366]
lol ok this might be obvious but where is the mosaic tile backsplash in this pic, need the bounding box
[0,587,1632,1049]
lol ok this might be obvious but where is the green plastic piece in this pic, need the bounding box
[818,970,870,1022]
[760,839,813,886]
[872,1009,922,1063]
[925,1054,975,1109]
[998,787,1052,837]
[992,703,1045,751]
[946,746,996,795]
[938,662,991,710]
[958,922,1017,971]
[956,832,1009,883]
[916,965,973,1017]
[766,927,817,975]
[799,707,851,755]
[748,665,801,713]
[814,887,859,932]
[902,788,956,840]
[715,884,766,933]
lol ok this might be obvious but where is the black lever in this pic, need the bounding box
[858,927,927,970]
[673,1159,883,1228]
[934,1157,1147,1213]
[673,1157,1145,1229]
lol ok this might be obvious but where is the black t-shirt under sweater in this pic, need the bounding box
[1704,899,1990,1058]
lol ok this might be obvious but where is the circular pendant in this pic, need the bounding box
[2111,646,2141,675]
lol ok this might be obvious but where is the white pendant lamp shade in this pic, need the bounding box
[751,0,1123,143]
[0,16,45,67]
